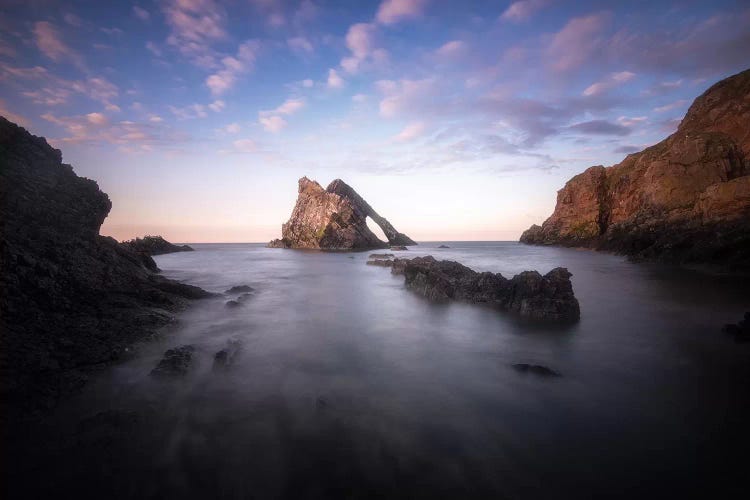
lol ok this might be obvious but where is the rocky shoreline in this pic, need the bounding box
[0,117,212,423]
[368,255,580,322]
[121,235,194,256]
[521,68,750,271]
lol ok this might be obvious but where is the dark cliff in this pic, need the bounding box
[0,117,210,421]
[521,68,750,270]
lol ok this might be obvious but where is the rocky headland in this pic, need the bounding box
[0,117,211,422]
[368,255,580,322]
[121,235,194,256]
[268,176,416,250]
[521,68,750,270]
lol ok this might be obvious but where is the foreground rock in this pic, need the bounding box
[150,345,195,376]
[722,312,750,342]
[213,339,242,370]
[268,177,416,250]
[521,68,750,270]
[377,256,580,322]
[121,235,193,256]
[0,117,211,422]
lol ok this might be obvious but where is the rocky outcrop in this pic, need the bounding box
[373,255,580,322]
[0,117,211,421]
[268,177,416,250]
[521,68,750,270]
[150,345,196,377]
[121,235,193,256]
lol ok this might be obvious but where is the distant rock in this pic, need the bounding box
[0,116,211,421]
[722,312,750,342]
[521,68,750,270]
[268,177,416,250]
[151,345,195,377]
[390,246,409,251]
[374,256,580,322]
[512,363,561,377]
[438,245,450,248]
[226,285,253,294]
[121,235,193,256]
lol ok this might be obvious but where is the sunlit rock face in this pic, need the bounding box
[269,177,417,250]
[521,68,750,269]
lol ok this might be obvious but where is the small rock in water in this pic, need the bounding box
[151,345,195,377]
[369,253,394,259]
[213,339,242,370]
[366,259,394,267]
[512,363,561,377]
[438,245,450,248]
[226,285,253,294]
[237,292,253,302]
[390,246,408,251]
[722,312,750,342]
[225,300,241,308]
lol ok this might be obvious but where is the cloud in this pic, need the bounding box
[341,22,388,74]
[568,119,631,136]
[547,12,610,72]
[169,100,225,119]
[376,78,436,118]
[302,79,314,88]
[149,115,163,123]
[86,112,108,125]
[288,37,314,54]
[0,99,31,127]
[145,41,162,57]
[653,99,688,113]
[614,145,640,154]
[352,93,368,103]
[205,40,260,95]
[435,40,467,59]
[273,98,306,115]
[582,71,635,96]
[500,0,548,22]
[63,13,83,27]
[232,138,257,153]
[327,68,344,88]
[3,65,119,108]
[616,116,646,127]
[376,0,428,25]
[33,21,85,68]
[224,123,240,134]
[133,6,150,21]
[163,0,227,67]
[259,115,287,133]
[395,121,426,141]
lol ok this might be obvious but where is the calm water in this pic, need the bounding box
[23,243,750,498]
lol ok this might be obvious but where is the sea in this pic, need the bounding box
[19,242,750,498]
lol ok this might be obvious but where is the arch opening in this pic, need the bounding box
[366,216,388,243]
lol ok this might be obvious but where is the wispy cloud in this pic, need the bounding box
[33,21,85,69]
[583,71,635,96]
[376,0,428,25]
[500,0,549,23]
[205,41,260,95]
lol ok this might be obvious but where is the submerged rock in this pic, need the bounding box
[369,253,394,259]
[121,235,193,256]
[375,256,580,322]
[151,345,195,376]
[268,177,416,250]
[521,68,750,270]
[512,363,561,377]
[390,246,409,251]
[438,245,450,248]
[367,259,394,267]
[225,300,241,308]
[226,285,253,294]
[213,339,242,370]
[722,312,750,342]
[0,117,211,420]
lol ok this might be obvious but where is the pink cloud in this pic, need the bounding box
[395,121,426,141]
[500,0,548,23]
[205,40,260,95]
[33,21,85,68]
[547,12,611,72]
[327,68,344,89]
[376,0,428,25]
[582,71,635,96]
[0,99,31,127]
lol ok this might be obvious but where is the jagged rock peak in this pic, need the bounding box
[520,68,750,270]
[268,176,417,250]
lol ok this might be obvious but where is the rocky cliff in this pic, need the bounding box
[521,68,750,269]
[269,177,416,250]
[122,235,194,256]
[0,117,210,421]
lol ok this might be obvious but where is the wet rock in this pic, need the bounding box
[225,300,241,308]
[268,177,416,250]
[722,312,750,342]
[213,339,241,370]
[374,256,580,322]
[121,235,193,256]
[512,363,561,377]
[391,246,409,251]
[150,345,195,376]
[521,69,750,270]
[226,285,253,294]
[0,117,212,421]
[369,253,394,259]
[438,245,450,248]
[237,292,253,302]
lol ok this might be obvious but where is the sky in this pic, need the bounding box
[1,0,748,243]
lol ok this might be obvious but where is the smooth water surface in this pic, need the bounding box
[26,243,750,498]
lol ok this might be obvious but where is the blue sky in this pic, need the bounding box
[1,0,748,242]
